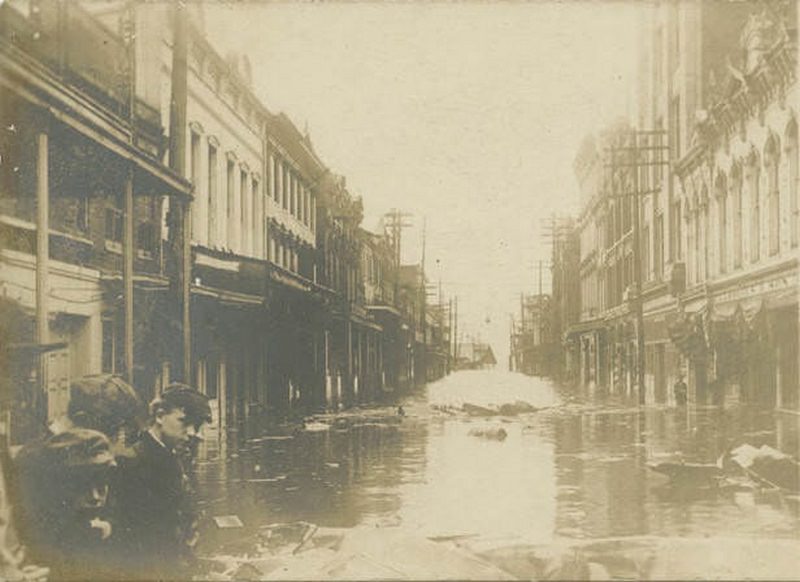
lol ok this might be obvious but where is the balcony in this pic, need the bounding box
[1,2,164,152]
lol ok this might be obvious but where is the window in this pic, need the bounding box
[765,136,780,256]
[717,174,727,274]
[208,144,218,244]
[282,164,289,210]
[732,165,743,268]
[227,159,235,220]
[310,194,316,232]
[290,172,296,216]
[654,213,664,279]
[748,155,760,263]
[299,184,305,224]
[76,195,89,232]
[105,197,123,243]
[670,96,681,160]
[670,200,682,261]
[240,169,248,251]
[190,131,201,240]
[303,187,310,226]
[102,317,116,373]
[252,178,259,256]
[271,155,279,203]
[787,121,799,248]
[190,132,201,186]
[137,222,155,256]
[654,120,665,185]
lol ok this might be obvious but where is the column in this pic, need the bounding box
[36,131,49,421]
[123,165,134,384]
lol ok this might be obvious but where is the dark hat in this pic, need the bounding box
[43,428,116,469]
[158,383,212,425]
[68,374,146,435]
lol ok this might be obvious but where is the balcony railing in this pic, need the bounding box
[1,2,163,144]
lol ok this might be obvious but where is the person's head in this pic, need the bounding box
[149,384,211,449]
[42,428,116,515]
[66,374,145,443]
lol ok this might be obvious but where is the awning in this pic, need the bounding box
[191,285,263,307]
[350,312,382,332]
[708,297,764,326]
[366,304,403,318]
[565,318,605,337]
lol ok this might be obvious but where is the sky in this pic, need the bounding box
[205,1,642,366]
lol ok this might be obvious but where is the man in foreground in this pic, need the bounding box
[112,384,211,579]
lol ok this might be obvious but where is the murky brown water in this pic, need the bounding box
[193,370,800,562]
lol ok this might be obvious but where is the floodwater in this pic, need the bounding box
[192,369,800,579]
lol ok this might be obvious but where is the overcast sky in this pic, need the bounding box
[206,1,642,365]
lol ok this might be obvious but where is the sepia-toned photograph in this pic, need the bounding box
[0,0,799,579]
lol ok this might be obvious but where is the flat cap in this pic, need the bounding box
[159,383,212,425]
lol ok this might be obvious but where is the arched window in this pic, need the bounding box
[764,135,780,256]
[747,151,760,263]
[686,201,696,286]
[701,186,710,281]
[786,120,798,248]
[731,163,743,268]
[715,172,728,275]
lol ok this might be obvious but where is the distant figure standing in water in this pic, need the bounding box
[673,375,688,407]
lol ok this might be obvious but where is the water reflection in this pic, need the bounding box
[193,370,800,562]
[549,405,800,540]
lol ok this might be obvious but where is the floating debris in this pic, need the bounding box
[304,422,331,432]
[246,476,287,483]
[468,427,508,441]
[213,515,244,529]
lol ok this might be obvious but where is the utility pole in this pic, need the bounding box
[453,296,458,365]
[169,0,191,384]
[448,297,453,373]
[606,129,668,407]
[420,217,427,383]
[123,1,138,385]
[631,132,646,407]
[383,208,412,301]
[538,260,543,297]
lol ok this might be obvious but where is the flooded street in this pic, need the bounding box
[193,370,800,579]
